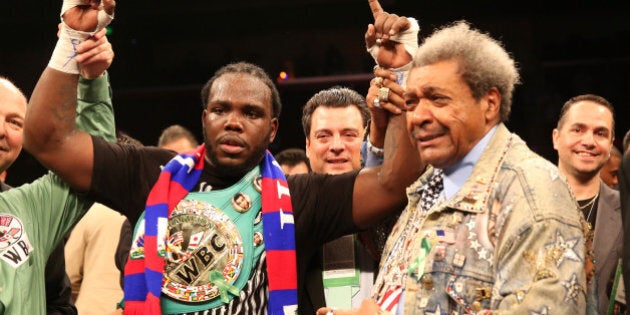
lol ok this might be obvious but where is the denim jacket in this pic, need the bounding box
[374,124,587,314]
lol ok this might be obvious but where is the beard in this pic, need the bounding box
[203,130,271,178]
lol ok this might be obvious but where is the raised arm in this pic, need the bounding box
[352,67,423,229]
[350,1,424,229]
[23,0,115,192]
[352,98,422,228]
[364,0,417,149]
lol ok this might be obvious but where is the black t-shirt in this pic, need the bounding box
[88,135,359,314]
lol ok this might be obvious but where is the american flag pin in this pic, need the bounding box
[437,229,456,244]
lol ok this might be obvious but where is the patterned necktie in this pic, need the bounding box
[420,169,444,212]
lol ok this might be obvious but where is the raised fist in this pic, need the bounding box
[62,0,115,32]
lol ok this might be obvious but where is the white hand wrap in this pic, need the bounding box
[392,62,412,88]
[48,0,114,74]
[61,0,115,32]
[367,17,420,64]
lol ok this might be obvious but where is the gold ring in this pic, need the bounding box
[378,86,390,102]
[374,76,383,87]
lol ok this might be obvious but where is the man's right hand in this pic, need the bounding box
[63,0,116,32]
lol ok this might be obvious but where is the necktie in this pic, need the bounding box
[420,169,443,212]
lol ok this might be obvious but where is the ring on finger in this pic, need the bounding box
[376,38,382,45]
[373,97,381,109]
[374,76,383,87]
[378,86,390,102]
[373,65,381,74]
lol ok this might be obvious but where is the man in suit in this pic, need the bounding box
[552,94,622,314]
[620,147,630,308]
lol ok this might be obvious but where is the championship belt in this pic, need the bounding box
[128,166,262,312]
[162,199,244,302]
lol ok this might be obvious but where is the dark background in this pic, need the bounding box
[1,0,629,186]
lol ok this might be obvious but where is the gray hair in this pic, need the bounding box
[413,21,520,122]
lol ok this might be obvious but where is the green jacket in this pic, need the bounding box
[0,73,115,314]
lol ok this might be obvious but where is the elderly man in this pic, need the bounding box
[318,1,587,313]
[0,12,116,315]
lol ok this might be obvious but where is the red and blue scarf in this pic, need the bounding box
[123,145,298,314]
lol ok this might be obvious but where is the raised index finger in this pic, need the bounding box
[368,0,383,20]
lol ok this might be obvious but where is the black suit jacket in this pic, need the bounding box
[620,152,630,305]
[594,180,622,314]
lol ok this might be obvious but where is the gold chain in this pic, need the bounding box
[580,192,599,222]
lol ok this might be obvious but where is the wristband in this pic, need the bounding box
[367,139,384,157]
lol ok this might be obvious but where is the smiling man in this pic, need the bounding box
[301,86,378,310]
[302,87,369,175]
[552,94,622,314]
[0,79,25,176]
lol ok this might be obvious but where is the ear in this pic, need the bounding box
[201,109,208,129]
[305,137,311,159]
[269,117,279,143]
[608,138,615,158]
[483,87,501,123]
[552,128,559,150]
